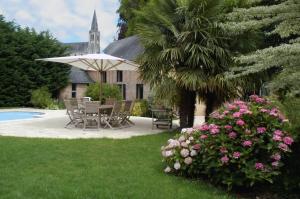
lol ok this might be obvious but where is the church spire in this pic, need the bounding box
[91,10,98,31]
[88,10,100,53]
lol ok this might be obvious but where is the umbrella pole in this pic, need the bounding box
[99,70,102,105]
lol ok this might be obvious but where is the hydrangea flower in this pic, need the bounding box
[236,119,245,126]
[228,132,237,139]
[224,125,232,130]
[200,134,208,139]
[257,127,267,134]
[279,143,289,151]
[184,157,193,165]
[190,150,197,157]
[283,136,294,145]
[271,161,279,167]
[220,147,228,154]
[180,148,189,158]
[233,152,241,159]
[193,144,201,150]
[174,162,181,170]
[271,153,281,161]
[233,112,242,118]
[243,140,252,147]
[221,156,229,164]
[164,166,171,173]
[255,162,264,170]
[209,124,220,135]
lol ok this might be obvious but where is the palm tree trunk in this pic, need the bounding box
[179,88,196,128]
[205,92,216,122]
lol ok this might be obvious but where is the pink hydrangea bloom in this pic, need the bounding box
[209,124,220,135]
[224,125,232,130]
[271,153,281,161]
[274,130,283,136]
[227,104,237,110]
[199,124,209,131]
[193,144,201,150]
[200,134,208,139]
[221,156,229,164]
[236,119,245,126]
[255,97,265,103]
[260,108,269,113]
[255,162,264,170]
[223,110,229,115]
[181,142,188,148]
[233,112,242,118]
[233,152,241,159]
[220,147,228,154]
[257,127,267,134]
[250,94,259,101]
[279,143,289,152]
[242,140,252,147]
[272,161,279,167]
[273,134,282,142]
[228,132,237,139]
[283,136,294,145]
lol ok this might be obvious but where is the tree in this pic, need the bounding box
[223,0,300,99]
[0,15,69,107]
[135,0,239,127]
[117,0,149,39]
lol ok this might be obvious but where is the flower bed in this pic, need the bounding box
[161,95,294,188]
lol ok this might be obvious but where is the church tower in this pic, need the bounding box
[88,10,100,53]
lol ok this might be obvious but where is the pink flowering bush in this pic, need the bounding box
[161,95,294,188]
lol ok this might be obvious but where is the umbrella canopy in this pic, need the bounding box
[37,53,138,103]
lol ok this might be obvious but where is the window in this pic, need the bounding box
[101,71,107,83]
[90,34,94,40]
[136,84,144,99]
[118,84,126,100]
[117,70,123,82]
[71,83,77,98]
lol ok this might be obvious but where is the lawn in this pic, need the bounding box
[0,132,233,199]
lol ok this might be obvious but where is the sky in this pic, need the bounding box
[0,0,120,51]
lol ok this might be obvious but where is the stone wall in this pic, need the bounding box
[59,83,88,100]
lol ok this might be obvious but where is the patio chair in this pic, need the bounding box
[64,99,83,128]
[120,100,135,126]
[151,106,173,129]
[103,101,123,129]
[83,101,100,130]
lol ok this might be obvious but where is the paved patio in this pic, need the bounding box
[0,108,204,139]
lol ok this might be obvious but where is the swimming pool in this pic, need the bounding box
[0,111,43,121]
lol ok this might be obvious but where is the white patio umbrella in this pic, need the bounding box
[37,53,138,103]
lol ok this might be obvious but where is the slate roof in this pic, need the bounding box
[69,67,94,84]
[103,35,144,61]
[62,42,89,55]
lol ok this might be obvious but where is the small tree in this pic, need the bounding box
[85,83,122,102]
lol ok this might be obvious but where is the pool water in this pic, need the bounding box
[0,111,43,121]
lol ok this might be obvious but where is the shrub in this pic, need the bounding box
[161,95,294,189]
[132,100,150,117]
[31,87,53,108]
[85,83,122,102]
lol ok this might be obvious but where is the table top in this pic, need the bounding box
[98,105,114,109]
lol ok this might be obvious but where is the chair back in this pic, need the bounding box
[123,100,132,112]
[105,98,116,105]
[64,100,76,116]
[113,101,122,114]
[85,101,100,114]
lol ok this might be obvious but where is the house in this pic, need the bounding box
[59,11,150,101]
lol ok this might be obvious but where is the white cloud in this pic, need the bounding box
[0,0,120,49]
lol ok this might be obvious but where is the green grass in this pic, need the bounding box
[0,133,233,199]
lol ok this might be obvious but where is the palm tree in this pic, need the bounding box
[136,0,238,127]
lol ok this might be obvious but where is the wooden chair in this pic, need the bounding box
[64,99,83,128]
[120,100,135,126]
[104,101,123,129]
[83,101,100,130]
